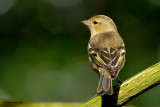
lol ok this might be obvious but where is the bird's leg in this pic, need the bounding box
[117,77,123,85]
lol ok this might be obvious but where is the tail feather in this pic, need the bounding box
[102,76,111,92]
[104,78,113,95]
[97,75,103,93]
[97,73,113,96]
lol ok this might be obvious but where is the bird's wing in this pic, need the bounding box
[88,45,125,78]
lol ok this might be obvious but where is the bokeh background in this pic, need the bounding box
[0,0,160,106]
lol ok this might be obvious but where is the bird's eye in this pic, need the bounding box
[93,21,98,24]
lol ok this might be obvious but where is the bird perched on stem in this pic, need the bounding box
[82,15,126,96]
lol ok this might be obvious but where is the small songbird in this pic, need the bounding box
[82,15,126,96]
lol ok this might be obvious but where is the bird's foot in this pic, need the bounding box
[117,77,123,85]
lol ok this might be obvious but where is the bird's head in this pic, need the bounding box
[81,15,117,36]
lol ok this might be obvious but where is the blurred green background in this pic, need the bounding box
[0,0,160,106]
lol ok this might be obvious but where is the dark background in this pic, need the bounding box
[0,0,160,106]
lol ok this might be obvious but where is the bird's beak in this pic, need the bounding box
[81,20,90,26]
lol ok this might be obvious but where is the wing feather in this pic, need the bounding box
[88,46,125,78]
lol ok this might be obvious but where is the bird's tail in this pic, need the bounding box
[97,70,113,96]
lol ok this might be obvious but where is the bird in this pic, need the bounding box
[81,15,126,96]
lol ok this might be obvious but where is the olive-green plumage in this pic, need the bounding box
[82,15,126,96]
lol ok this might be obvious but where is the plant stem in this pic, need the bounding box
[81,62,160,107]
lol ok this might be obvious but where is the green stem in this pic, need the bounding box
[81,62,160,107]
[118,62,160,106]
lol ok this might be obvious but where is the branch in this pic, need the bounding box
[81,62,160,107]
